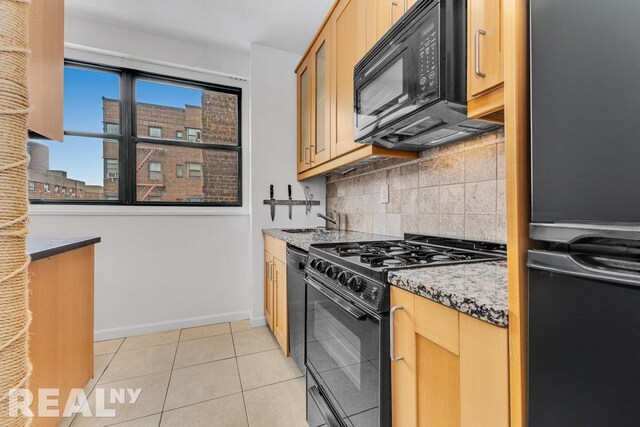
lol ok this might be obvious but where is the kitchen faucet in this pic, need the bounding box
[317,210,340,230]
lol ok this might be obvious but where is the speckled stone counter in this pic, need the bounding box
[262,228,398,252]
[387,260,508,327]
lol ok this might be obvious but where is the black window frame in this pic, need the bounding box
[30,60,243,207]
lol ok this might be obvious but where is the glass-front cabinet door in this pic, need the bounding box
[312,24,332,165]
[297,56,313,173]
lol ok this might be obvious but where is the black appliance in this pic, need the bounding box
[286,245,308,374]
[305,234,506,427]
[529,0,640,425]
[354,0,498,152]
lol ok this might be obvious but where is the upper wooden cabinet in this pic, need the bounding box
[295,0,417,180]
[467,0,505,123]
[297,56,313,173]
[331,0,367,158]
[27,0,64,141]
[390,286,510,426]
[313,25,332,165]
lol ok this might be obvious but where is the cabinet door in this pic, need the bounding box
[459,315,509,427]
[331,0,368,158]
[414,296,461,426]
[312,25,332,165]
[27,0,64,141]
[467,0,503,98]
[297,56,313,173]
[273,258,289,355]
[376,0,405,39]
[264,251,274,331]
[391,286,417,427]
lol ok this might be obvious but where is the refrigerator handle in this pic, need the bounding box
[528,250,640,288]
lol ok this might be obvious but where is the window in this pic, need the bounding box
[148,126,163,138]
[105,159,119,180]
[29,181,35,191]
[187,163,202,178]
[186,128,202,143]
[44,183,50,193]
[149,162,162,180]
[30,61,242,206]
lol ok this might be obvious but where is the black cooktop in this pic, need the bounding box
[309,234,506,278]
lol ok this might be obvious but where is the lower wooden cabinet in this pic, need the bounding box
[263,235,289,356]
[28,246,94,426]
[390,286,509,426]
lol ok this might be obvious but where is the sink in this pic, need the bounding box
[281,228,318,234]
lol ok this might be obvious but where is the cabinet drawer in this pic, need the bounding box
[272,238,287,263]
[264,234,274,255]
[414,296,460,355]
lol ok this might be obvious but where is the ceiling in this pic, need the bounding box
[65,0,334,55]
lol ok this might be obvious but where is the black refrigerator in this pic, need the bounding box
[528,1,640,426]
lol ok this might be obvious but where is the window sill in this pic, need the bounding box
[29,204,250,217]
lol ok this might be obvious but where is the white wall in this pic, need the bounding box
[249,44,325,322]
[29,213,251,340]
[65,14,250,79]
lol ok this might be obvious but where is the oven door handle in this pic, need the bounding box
[309,385,343,427]
[306,277,367,321]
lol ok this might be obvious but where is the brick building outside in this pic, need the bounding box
[103,91,239,203]
[28,90,239,204]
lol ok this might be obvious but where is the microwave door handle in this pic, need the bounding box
[475,29,487,77]
[309,385,342,427]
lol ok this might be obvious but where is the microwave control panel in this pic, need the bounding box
[417,17,439,102]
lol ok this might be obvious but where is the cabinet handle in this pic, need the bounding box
[404,0,408,11]
[390,305,404,361]
[309,144,315,163]
[266,261,272,280]
[475,29,487,77]
[390,1,399,25]
[270,262,275,282]
[305,147,310,165]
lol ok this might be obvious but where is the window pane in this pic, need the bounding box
[136,143,239,203]
[28,136,119,201]
[135,79,239,145]
[65,66,120,133]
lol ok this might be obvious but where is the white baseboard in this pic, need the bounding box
[249,316,267,327]
[94,311,251,341]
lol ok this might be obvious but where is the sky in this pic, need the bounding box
[37,66,202,185]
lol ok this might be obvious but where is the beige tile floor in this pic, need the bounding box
[61,320,306,427]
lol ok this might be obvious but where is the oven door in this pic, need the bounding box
[305,276,390,427]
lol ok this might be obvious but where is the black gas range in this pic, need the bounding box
[304,234,506,427]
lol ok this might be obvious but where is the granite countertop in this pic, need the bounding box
[387,260,508,327]
[262,228,398,252]
[27,237,101,261]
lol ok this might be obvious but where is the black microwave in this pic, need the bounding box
[354,0,498,151]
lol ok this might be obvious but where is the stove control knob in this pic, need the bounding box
[371,286,379,300]
[347,276,365,292]
[325,265,338,279]
[309,259,317,270]
[315,260,326,273]
[337,271,350,286]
